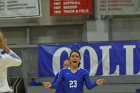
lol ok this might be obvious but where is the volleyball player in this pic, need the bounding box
[43,51,104,93]
[0,32,22,93]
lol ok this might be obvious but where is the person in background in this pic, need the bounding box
[52,59,70,93]
[0,32,22,93]
[43,51,105,93]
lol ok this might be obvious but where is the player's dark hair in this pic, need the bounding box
[69,51,81,67]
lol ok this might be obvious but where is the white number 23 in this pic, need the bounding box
[69,80,77,88]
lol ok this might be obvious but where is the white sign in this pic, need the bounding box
[98,0,140,15]
[0,0,41,18]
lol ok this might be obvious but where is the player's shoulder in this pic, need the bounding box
[55,72,60,76]
[60,68,69,73]
[79,68,89,73]
[0,50,7,55]
[0,51,8,59]
[79,67,87,71]
[61,67,68,71]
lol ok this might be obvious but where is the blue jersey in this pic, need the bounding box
[52,73,64,93]
[52,68,97,93]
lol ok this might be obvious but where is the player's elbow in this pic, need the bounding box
[14,60,22,66]
[17,60,22,66]
[86,86,93,90]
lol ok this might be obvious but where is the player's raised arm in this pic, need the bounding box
[2,50,22,67]
[0,38,22,67]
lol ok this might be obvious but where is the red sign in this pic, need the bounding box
[50,0,92,16]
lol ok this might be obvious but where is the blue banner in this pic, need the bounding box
[38,41,140,77]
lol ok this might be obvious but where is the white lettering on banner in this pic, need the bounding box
[63,10,75,13]
[79,46,98,76]
[110,65,120,76]
[100,46,112,76]
[54,10,61,14]
[124,45,136,75]
[52,45,136,76]
[54,2,61,5]
[52,47,71,75]
[63,1,80,5]
[63,6,77,9]
[54,6,61,9]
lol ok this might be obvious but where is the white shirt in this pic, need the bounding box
[0,49,22,92]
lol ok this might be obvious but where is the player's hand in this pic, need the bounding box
[96,79,105,86]
[43,82,52,88]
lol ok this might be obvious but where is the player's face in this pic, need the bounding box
[63,60,70,68]
[69,52,80,67]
